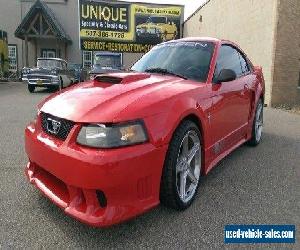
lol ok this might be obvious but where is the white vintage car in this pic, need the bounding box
[26,58,76,93]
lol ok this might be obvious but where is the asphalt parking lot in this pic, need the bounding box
[0,82,299,249]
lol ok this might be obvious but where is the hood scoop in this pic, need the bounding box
[94,73,151,84]
[95,75,122,84]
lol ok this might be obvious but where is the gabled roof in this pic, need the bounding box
[15,0,71,44]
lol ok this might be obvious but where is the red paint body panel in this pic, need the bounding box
[25,120,168,226]
[25,37,265,226]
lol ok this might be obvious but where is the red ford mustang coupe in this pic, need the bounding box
[25,37,265,227]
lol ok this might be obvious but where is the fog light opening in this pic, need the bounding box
[96,190,107,208]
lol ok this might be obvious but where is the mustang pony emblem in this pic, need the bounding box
[46,118,61,134]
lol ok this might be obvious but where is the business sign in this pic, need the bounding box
[79,0,184,53]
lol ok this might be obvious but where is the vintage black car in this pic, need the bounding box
[89,52,122,79]
[27,58,76,93]
[68,63,87,82]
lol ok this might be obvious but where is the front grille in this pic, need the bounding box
[28,75,51,80]
[41,112,75,141]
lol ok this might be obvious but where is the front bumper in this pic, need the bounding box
[28,81,59,87]
[22,76,28,82]
[25,118,167,227]
[28,76,59,86]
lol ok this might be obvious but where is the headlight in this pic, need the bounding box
[155,28,162,34]
[77,121,148,148]
[51,76,59,82]
[51,69,57,75]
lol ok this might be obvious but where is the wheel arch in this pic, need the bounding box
[165,110,205,175]
[177,113,206,174]
[260,93,264,105]
[180,113,204,145]
[159,112,205,209]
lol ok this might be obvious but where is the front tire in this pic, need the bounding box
[172,31,177,40]
[28,84,35,93]
[160,120,202,210]
[161,31,168,42]
[247,99,263,146]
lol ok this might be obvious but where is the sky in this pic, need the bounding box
[125,0,207,20]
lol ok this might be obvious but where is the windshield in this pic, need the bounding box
[131,41,215,82]
[148,16,166,23]
[37,59,62,69]
[94,55,121,69]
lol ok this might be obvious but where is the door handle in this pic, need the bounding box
[241,84,249,96]
[244,84,249,91]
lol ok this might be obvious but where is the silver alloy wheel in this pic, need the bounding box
[176,130,201,203]
[255,102,263,142]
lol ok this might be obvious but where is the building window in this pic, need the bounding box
[82,51,92,69]
[8,45,17,72]
[41,49,56,58]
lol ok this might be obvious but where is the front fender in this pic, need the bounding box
[144,96,208,148]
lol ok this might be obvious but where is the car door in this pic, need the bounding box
[210,44,252,154]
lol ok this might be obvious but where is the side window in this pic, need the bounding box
[213,45,243,82]
[238,52,250,74]
[8,45,17,72]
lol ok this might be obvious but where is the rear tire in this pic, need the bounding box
[247,99,263,146]
[160,120,202,210]
[59,77,63,91]
[28,85,35,93]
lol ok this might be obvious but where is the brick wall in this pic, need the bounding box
[271,0,300,107]
[184,0,278,105]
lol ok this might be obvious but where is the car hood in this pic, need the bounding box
[40,72,202,123]
[29,67,53,75]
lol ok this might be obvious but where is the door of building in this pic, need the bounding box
[41,49,56,58]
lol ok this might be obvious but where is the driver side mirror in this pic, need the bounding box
[216,69,236,83]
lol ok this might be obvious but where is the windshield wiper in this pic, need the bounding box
[145,68,188,80]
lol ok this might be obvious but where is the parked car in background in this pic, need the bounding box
[136,16,178,42]
[27,58,76,93]
[89,52,122,79]
[68,63,87,82]
[25,37,265,227]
